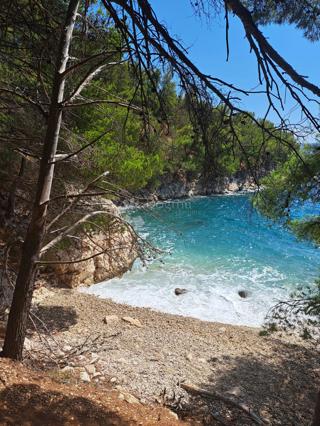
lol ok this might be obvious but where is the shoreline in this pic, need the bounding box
[81,283,265,329]
[119,188,257,210]
[78,286,258,332]
[30,286,319,425]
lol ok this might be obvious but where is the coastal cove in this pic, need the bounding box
[83,195,320,327]
[2,1,320,423]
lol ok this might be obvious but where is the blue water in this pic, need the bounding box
[84,195,320,326]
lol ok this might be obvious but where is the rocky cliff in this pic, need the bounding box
[47,205,139,288]
[138,170,256,202]
[0,193,139,292]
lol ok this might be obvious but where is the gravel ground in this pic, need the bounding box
[29,286,320,425]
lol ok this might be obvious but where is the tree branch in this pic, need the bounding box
[0,87,48,118]
[226,0,320,97]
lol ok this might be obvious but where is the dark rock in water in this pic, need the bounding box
[175,288,188,296]
[238,290,249,298]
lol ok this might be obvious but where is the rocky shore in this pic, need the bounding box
[27,286,319,425]
[42,199,139,289]
[136,170,257,203]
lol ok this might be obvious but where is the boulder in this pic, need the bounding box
[49,201,138,288]
[174,288,188,295]
[238,290,249,298]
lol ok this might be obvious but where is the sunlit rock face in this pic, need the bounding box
[138,171,256,202]
[49,202,139,288]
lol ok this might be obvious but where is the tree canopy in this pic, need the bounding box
[245,0,320,41]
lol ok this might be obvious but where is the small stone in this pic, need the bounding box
[92,372,102,378]
[80,371,91,382]
[76,355,86,362]
[122,316,142,327]
[90,355,99,364]
[167,410,179,420]
[115,385,124,390]
[103,315,120,325]
[198,358,206,363]
[110,377,117,383]
[186,353,193,361]
[61,366,74,373]
[63,345,72,352]
[85,364,96,375]
[24,338,32,351]
[226,386,242,397]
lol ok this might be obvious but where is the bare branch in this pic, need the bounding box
[0,87,47,118]
[61,50,126,77]
[63,98,143,112]
[46,171,110,230]
[226,0,320,97]
[63,58,129,105]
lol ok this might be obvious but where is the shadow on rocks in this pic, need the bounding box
[29,305,78,335]
[182,340,319,425]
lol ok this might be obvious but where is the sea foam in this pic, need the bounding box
[83,195,320,327]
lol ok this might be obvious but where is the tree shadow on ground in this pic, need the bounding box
[0,383,131,426]
[189,340,319,425]
[29,305,78,334]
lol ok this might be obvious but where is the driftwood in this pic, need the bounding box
[181,383,266,425]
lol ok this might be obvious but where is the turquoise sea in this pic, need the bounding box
[84,195,320,326]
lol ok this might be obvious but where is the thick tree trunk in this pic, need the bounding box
[2,0,79,360]
[312,391,320,426]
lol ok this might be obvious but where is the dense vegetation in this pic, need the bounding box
[0,2,296,197]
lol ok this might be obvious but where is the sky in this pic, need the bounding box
[151,0,320,128]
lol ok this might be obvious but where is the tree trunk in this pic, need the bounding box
[2,0,79,360]
[312,391,320,426]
